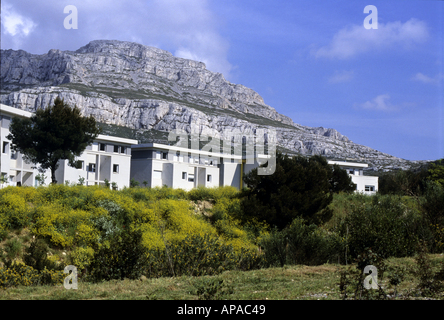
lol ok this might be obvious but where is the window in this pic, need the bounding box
[349,169,354,175]
[100,143,106,151]
[113,164,119,173]
[162,152,168,160]
[188,174,195,182]
[153,170,162,179]
[120,146,126,154]
[114,145,119,153]
[10,150,17,160]
[182,172,187,180]
[88,163,96,172]
[207,175,212,182]
[2,142,8,154]
[365,185,375,192]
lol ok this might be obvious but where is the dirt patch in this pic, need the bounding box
[190,200,214,217]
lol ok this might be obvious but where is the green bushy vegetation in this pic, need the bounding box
[0,159,443,298]
[260,218,344,267]
[0,184,265,288]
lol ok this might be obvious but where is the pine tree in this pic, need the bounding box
[6,97,101,184]
[242,152,353,229]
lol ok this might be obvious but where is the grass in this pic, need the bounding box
[1,255,442,300]
[58,82,297,130]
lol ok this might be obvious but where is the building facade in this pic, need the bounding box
[130,143,266,191]
[130,143,379,193]
[328,160,379,195]
[1,104,137,189]
[2,103,378,194]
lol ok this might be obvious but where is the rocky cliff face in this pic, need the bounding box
[0,40,421,171]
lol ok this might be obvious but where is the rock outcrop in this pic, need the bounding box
[0,40,422,171]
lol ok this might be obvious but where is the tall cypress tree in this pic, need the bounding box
[6,97,101,184]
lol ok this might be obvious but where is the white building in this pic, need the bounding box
[130,143,379,193]
[1,104,137,189]
[1,103,379,194]
[130,143,266,190]
[328,160,378,195]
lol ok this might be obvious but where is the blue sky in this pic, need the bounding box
[1,0,443,161]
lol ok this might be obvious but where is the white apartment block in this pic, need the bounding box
[130,143,266,191]
[1,104,378,194]
[328,160,379,195]
[1,104,137,189]
[130,143,380,193]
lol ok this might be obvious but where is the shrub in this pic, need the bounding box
[29,203,74,248]
[260,218,344,267]
[0,192,31,230]
[2,238,23,261]
[74,223,99,247]
[414,241,444,297]
[193,276,234,300]
[69,246,95,272]
[0,262,40,288]
[146,233,237,278]
[420,182,444,253]
[337,194,426,260]
[0,228,7,242]
[338,248,388,300]
[0,260,65,288]
[145,232,263,278]
[187,186,215,202]
[87,228,148,282]
[23,238,62,272]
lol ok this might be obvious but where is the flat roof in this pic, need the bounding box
[96,135,138,145]
[328,160,368,168]
[0,104,34,118]
[1,104,137,145]
[132,142,255,159]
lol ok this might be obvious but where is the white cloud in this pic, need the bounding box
[411,72,443,85]
[313,18,429,59]
[1,2,36,37]
[1,0,233,79]
[356,94,399,112]
[328,70,355,83]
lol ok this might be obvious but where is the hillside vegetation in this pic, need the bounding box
[0,169,443,298]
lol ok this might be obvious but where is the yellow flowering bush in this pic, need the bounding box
[75,223,99,247]
[0,261,65,288]
[30,203,74,248]
[0,191,31,229]
[69,246,95,271]
[1,185,268,284]
[145,233,265,278]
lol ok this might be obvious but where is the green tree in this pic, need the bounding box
[329,163,356,194]
[427,159,444,187]
[378,166,429,197]
[241,153,348,230]
[6,97,101,184]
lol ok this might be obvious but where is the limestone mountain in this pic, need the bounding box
[0,40,423,171]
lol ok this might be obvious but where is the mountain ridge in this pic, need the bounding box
[0,40,427,171]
